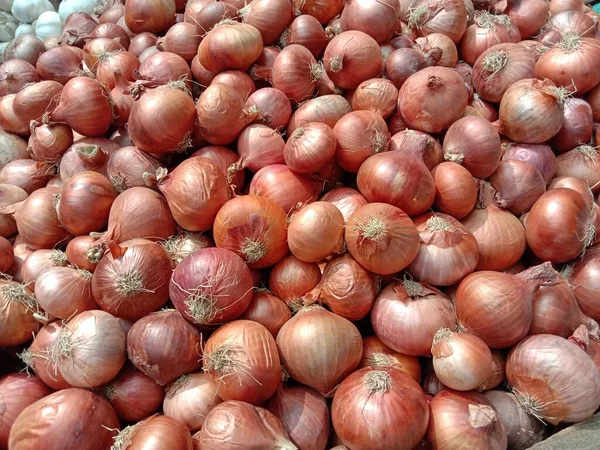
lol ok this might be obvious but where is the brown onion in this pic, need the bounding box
[271,44,323,104]
[321,187,368,223]
[268,254,322,308]
[388,130,442,171]
[372,278,455,356]
[0,236,12,273]
[90,22,131,48]
[277,305,363,396]
[21,249,68,288]
[156,22,201,62]
[550,98,594,154]
[107,146,163,192]
[233,124,285,175]
[66,236,98,272]
[35,267,96,319]
[384,47,438,90]
[136,51,192,88]
[351,78,398,119]
[556,144,600,192]
[489,160,546,215]
[35,46,85,85]
[127,310,203,385]
[460,12,513,66]
[59,139,119,181]
[455,263,555,348]
[507,334,600,424]
[8,388,119,450]
[191,1,238,35]
[284,123,336,174]
[29,124,73,163]
[239,0,294,45]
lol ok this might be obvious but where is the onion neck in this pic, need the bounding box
[517,262,561,295]
[569,324,590,351]
[76,145,107,168]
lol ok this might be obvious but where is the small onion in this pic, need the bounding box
[233,124,285,174]
[268,254,322,308]
[431,328,493,391]
[507,334,600,424]
[431,162,477,220]
[136,51,192,88]
[95,50,139,90]
[169,247,253,326]
[271,44,322,104]
[459,12,513,66]
[321,187,368,223]
[351,78,398,118]
[127,310,203,386]
[29,124,73,163]
[239,291,291,337]
[428,390,507,449]
[371,277,455,356]
[212,70,256,100]
[2,35,46,66]
[287,94,352,134]
[277,305,363,397]
[129,32,157,57]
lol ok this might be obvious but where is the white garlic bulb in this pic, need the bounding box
[34,10,61,40]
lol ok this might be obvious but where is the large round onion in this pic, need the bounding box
[277,305,363,397]
[398,66,468,133]
[92,241,173,321]
[371,278,455,356]
[8,389,119,450]
[332,368,429,450]
[13,80,62,124]
[125,0,176,33]
[287,95,352,134]
[204,320,281,404]
[127,310,203,386]
[507,334,600,424]
[345,202,420,275]
[169,247,253,326]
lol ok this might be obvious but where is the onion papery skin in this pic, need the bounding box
[136,51,192,89]
[47,77,113,138]
[303,253,378,321]
[359,335,422,382]
[550,98,593,154]
[566,247,600,321]
[30,124,74,164]
[129,87,196,154]
[163,371,222,431]
[124,0,176,34]
[498,78,567,143]
[535,35,600,95]
[345,202,420,275]
[287,95,352,134]
[58,171,117,236]
[13,81,62,124]
[240,291,291,337]
[0,131,28,171]
[288,202,344,263]
[443,115,502,179]
[96,51,140,90]
[284,122,336,174]
[431,328,493,391]
[240,0,294,45]
[407,0,468,43]
[196,83,255,146]
[271,44,319,104]
[389,129,443,171]
[333,110,390,173]
[556,145,600,193]
[198,21,263,73]
[459,12,513,66]
[358,152,434,216]
[35,267,97,319]
[431,162,478,220]
[196,400,296,450]
[24,321,71,390]
[8,389,119,450]
[65,237,98,273]
[91,23,131,48]
[489,160,546,215]
[203,320,280,405]
[471,94,499,122]
[213,195,288,269]
[156,22,201,63]
[427,390,507,450]
[472,43,536,103]
[0,237,12,273]
[14,187,71,249]
[108,146,163,192]
[59,138,120,181]
[52,310,126,388]
[483,390,547,449]
[21,249,68,289]
[398,66,469,133]
[89,187,176,259]
[0,373,52,449]
[461,182,527,271]
[268,254,322,308]
[83,38,125,72]
[323,30,382,90]
[455,263,555,348]
[409,213,479,286]
[212,70,257,100]
[246,88,292,130]
[104,364,165,422]
[276,306,363,397]
[112,414,193,450]
[525,188,595,263]
[169,247,253,326]
[235,124,286,173]
[153,157,229,231]
[162,231,215,267]
[127,310,203,386]
[267,384,329,450]
[502,142,557,184]
[92,241,173,321]
[249,164,322,214]
[332,367,429,450]
[507,334,600,424]
[372,278,455,356]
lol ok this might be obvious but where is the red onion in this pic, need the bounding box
[35,47,84,85]
[90,22,131,48]
[359,335,422,381]
[0,160,54,194]
[124,0,176,33]
[12,81,61,124]
[212,70,256,100]
[239,0,294,45]
[0,278,40,346]
[565,247,600,321]
[0,236,12,273]
[21,249,68,289]
[191,1,238,35]
[59,139,119,181]
[83,38,124,70]
[372,277,455,356]
[248,45,280,81]
[507,334,600,424]
[340,0,400,43]
[233,124,285,176]
[280,14,329,58]
[407,0,468,42]
[526,188,595,263]
[431,162,477,220]
[277,305,363,396]
[66,236,99,272]
[111,414,193,449]
[35,267,96,319]
[385,47,439,89]
[60,13,97,47]
[107,146,163,192]
[556,144,600,192]
[321,187,368,223]
[95,51,139,90]
[550,101,593,156]
[455,263,555,348]
[504,0,549,38]
[240,291,291,337]
[129,32,158,57]
[156,22,200,63]
[284,122,336,174]
[489,160,546,215]
[2,35,46,66]
[0,59,40,97]
[246,88,292,129]
[268,254,322,308]
[399,66,468,133]
[287,94,352,134]
[127,310,203,385]
[198,21,263,72]
[502,142,557,184]
[271,44,323,104]
[136,51,192,88]
[428,390,507,449]
[29,124,73,163]
[8,389,119,450]
[293,0,343,24]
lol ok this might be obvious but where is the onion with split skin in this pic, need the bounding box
[268,254,322,309]
[507,333,600,424]
[428,390,507,450]
[29,123,74,164]
[371,277,456,356]
[389,129,443,171]
[455,262,555,348]
[59,139,119,181]
[359,335,422,382]
[203,320,281,405]
[169,247,253,327]
[302,253,378,321]
[332,367,430,450]
[409,213,479,286]
[277,305,363,397]
[345,202,420,275]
